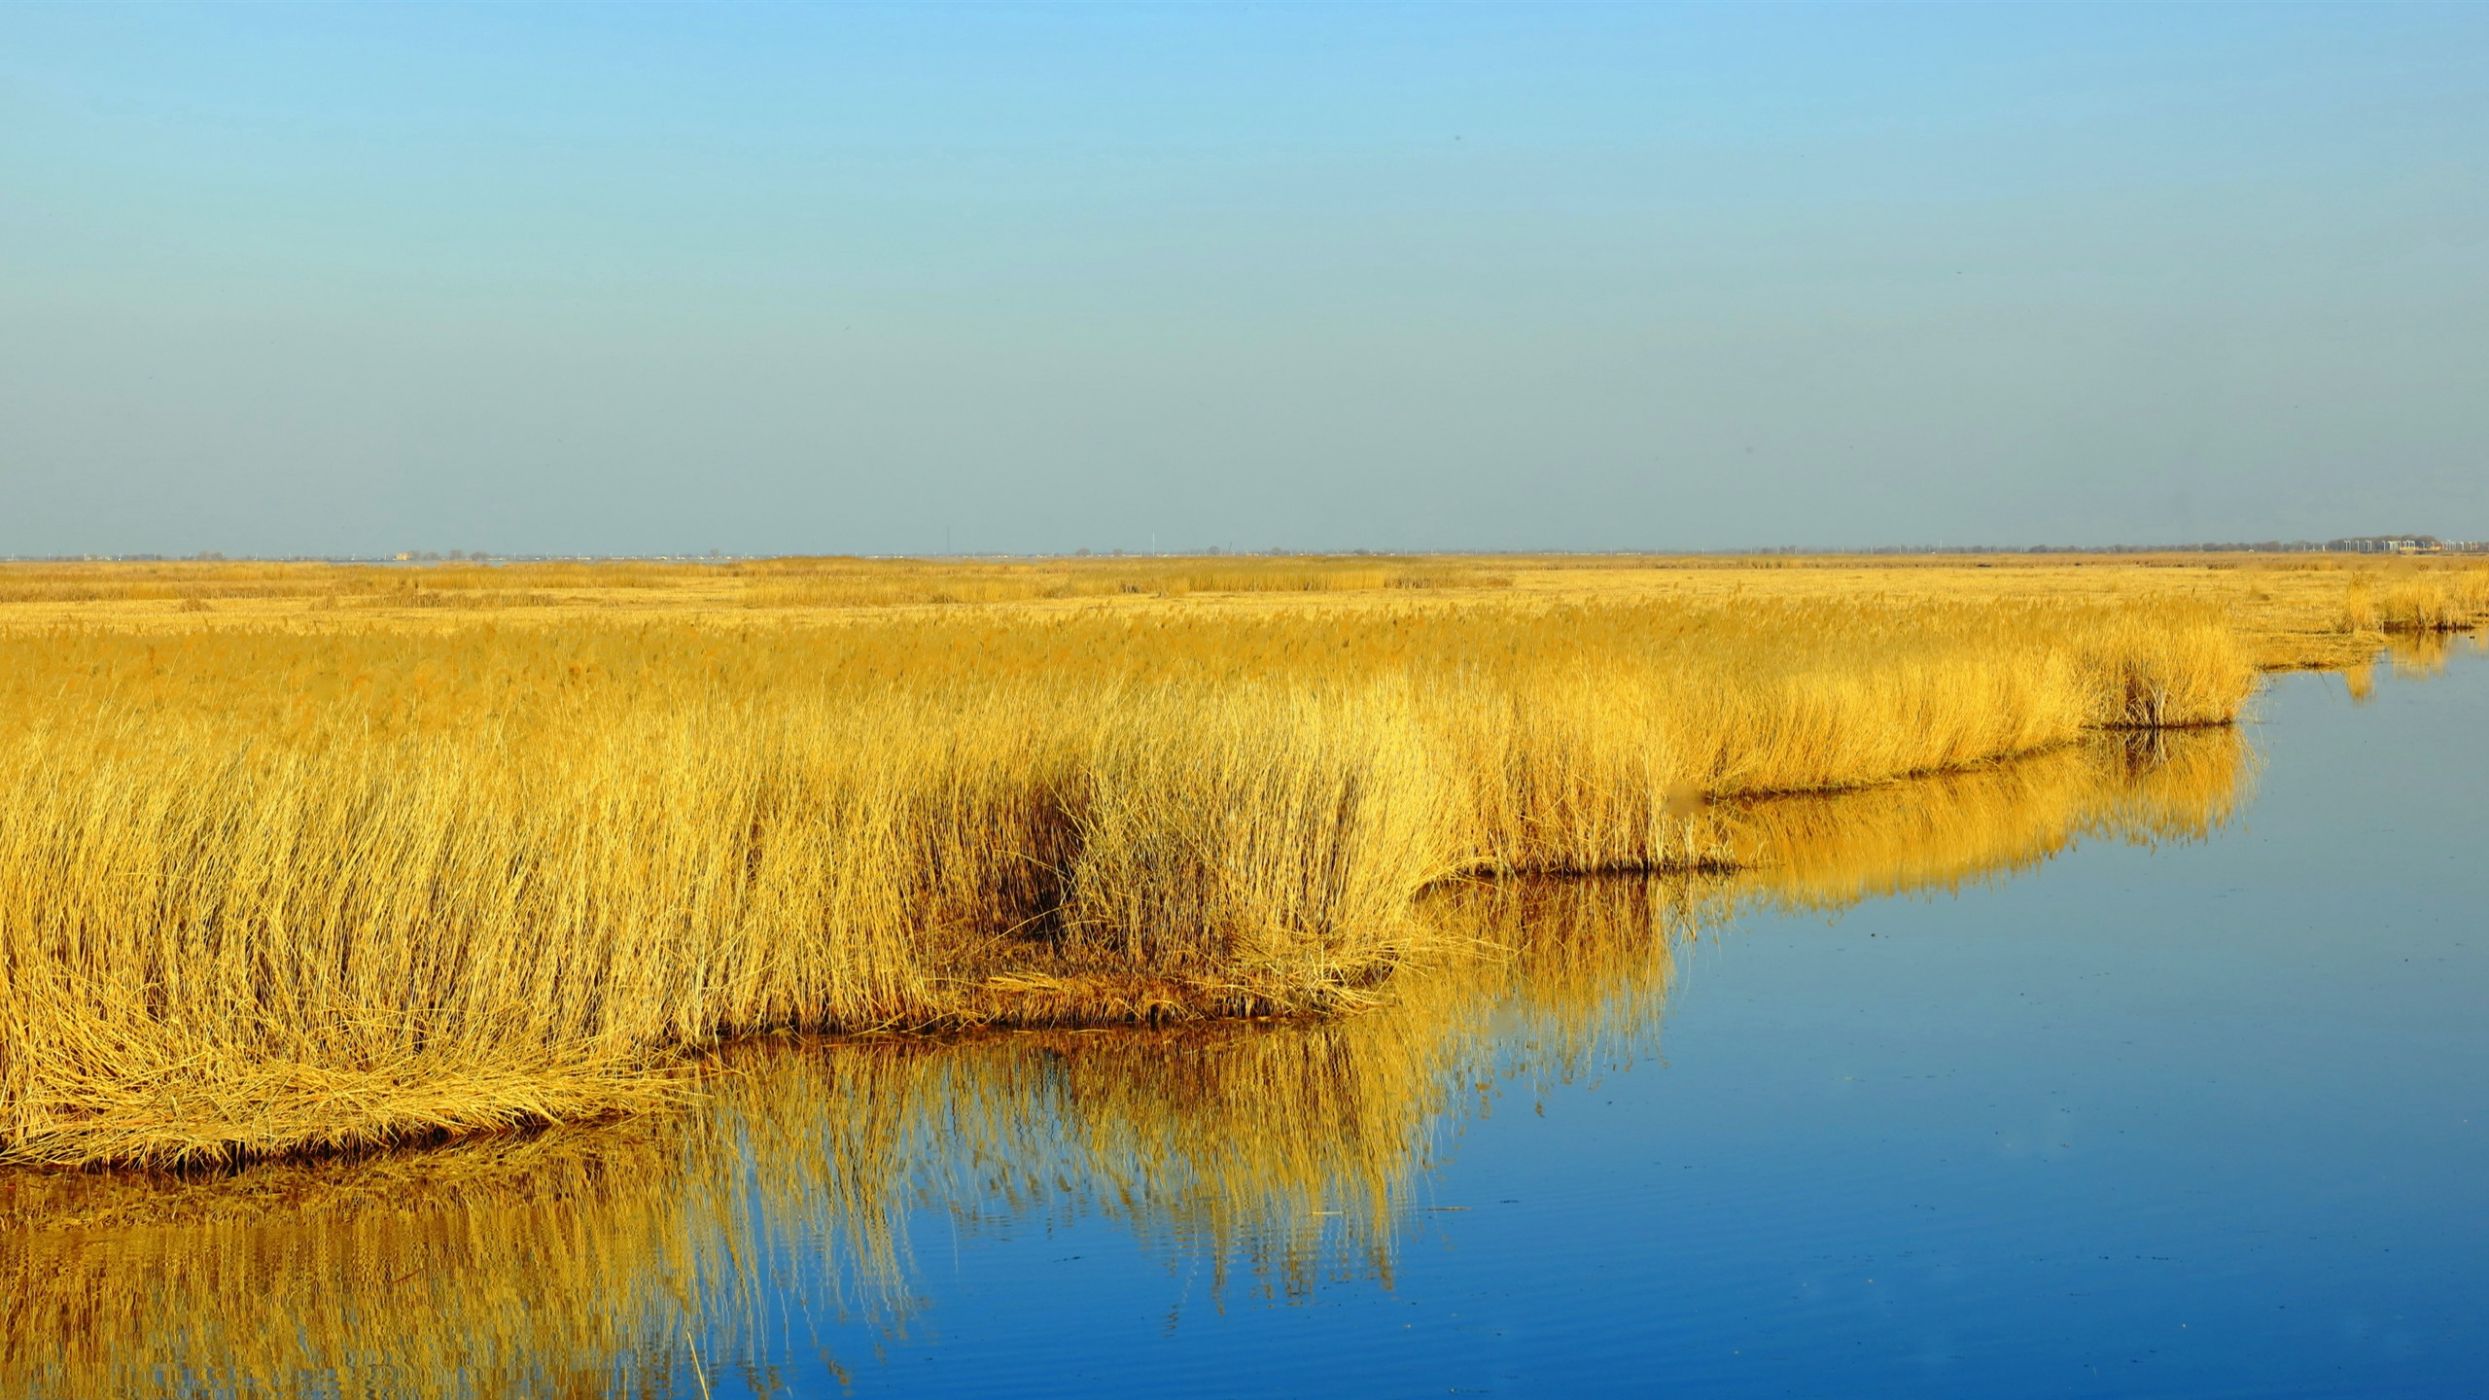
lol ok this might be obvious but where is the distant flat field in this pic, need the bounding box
[3,552,2483,668]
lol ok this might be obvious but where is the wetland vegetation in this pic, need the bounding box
[2,721,2253,1398]
[3,554,2482,1168]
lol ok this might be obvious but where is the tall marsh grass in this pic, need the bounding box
[0,594,2256,1165]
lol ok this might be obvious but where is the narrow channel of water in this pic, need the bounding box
[8,643,2483,1398]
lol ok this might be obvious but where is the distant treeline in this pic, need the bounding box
[1736,537,2486,556]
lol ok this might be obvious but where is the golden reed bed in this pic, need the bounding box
[1,727,2250,1400]
[0,554,2478,1167]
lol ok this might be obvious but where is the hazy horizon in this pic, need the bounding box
[6,3,2486,557]
[5,535,2478,564]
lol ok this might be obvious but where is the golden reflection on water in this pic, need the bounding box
[2385,629,2456,679]
[1,729,2248,1399]
[2353,629,2486,697]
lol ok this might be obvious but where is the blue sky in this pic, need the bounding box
[3,3,2484,555]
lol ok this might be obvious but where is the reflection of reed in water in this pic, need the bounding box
[1705,726,2251,911]
[3,1124,722,1399]
[2,1022,1452,1398]
[0,728,2250,1398]
[2385,629,2455,679]
[2350,629,2485,696]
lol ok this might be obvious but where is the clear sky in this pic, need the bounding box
[3,3,2484,557]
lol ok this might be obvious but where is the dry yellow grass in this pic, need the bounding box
[0,552,2373,1167]
[4,551,2484,657]
[0,552,1511,624]
[1,722,2249,1399]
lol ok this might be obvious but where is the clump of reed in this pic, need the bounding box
[0,594,2257,1166]
[2338,566,2489,637]
[2078,613,2261,727]
[2341,574,2382,633]
[2375,574,2489,632]
[1063,682,1457,979]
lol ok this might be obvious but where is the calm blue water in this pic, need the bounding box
[696,651,2487,1399]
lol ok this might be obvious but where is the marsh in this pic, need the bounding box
[9,644,2484,1396]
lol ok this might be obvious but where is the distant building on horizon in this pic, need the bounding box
[2328,535,2445,554]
